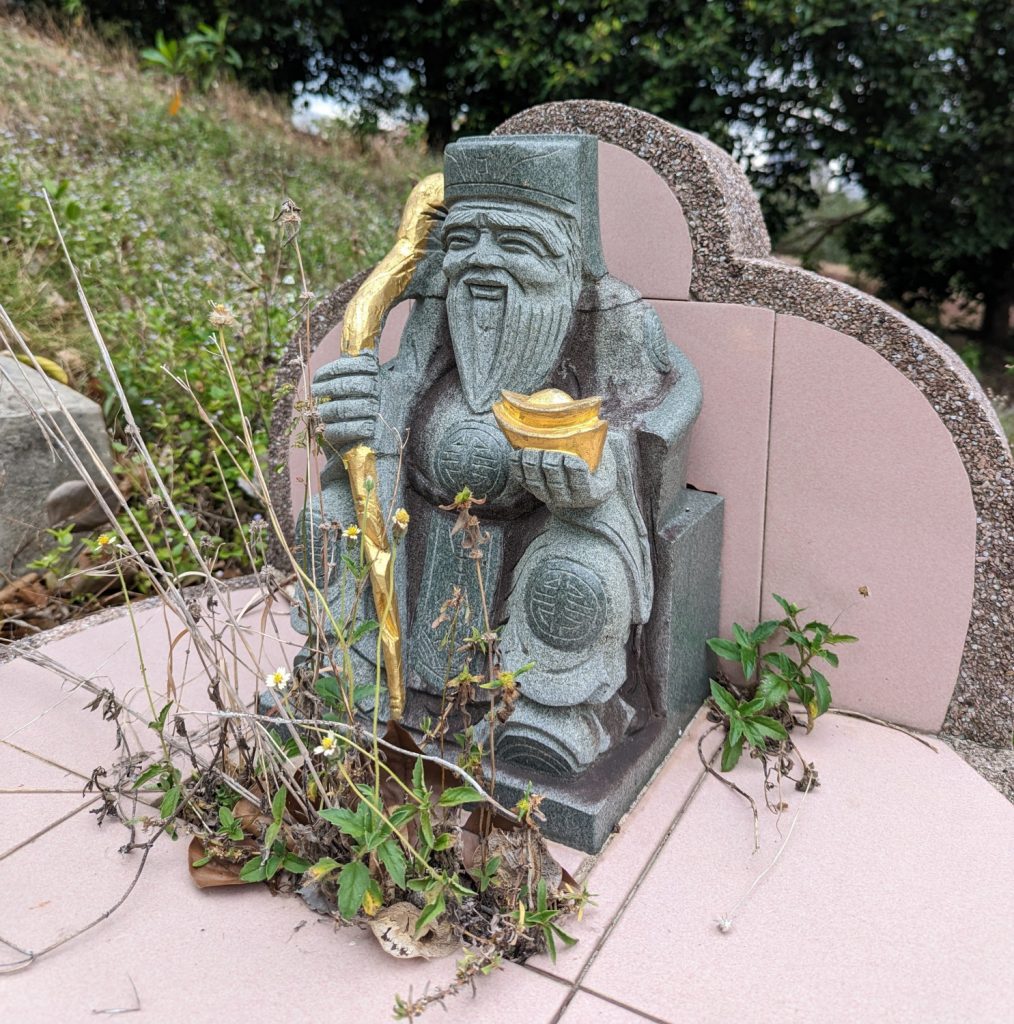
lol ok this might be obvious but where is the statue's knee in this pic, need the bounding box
[523,555,611,651]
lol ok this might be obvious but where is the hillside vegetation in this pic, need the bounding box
[0,17,437,585]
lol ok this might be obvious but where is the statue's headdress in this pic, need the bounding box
[443,134,607,280]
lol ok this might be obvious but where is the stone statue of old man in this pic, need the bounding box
[297,134,706,778]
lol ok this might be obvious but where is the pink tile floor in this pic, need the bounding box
[2,590,1012,1023]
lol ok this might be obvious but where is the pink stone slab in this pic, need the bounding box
[528,708,711,982]
[0,587,302,779]
[653,300,776,642]
[0,793,100,862]
[762,314,977,731]
[598,142,692,300]
[559,989,661,1022]
[0,799,568,1022]
[288,300,411,522]
[0,736,89,791]
[582,715,1014,1023]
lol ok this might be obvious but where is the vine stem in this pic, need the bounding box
[717,773,814,932]
[697,722,761,853]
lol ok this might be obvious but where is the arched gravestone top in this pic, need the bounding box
[268,101,1013,751]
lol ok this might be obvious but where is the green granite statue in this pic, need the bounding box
[296,135,721,824]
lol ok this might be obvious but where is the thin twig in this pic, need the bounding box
[193,708,522,823]
[827,708,938,751]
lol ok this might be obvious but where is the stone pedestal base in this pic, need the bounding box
[492,489,723,852]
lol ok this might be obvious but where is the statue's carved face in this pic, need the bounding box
[442,200,582,413]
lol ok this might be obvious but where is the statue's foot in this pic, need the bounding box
[492,692,634,776]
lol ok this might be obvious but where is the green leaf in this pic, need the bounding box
[132,763,166,789]
[749,620,781,644]
[411,758,425,799]
[772,593,797,616]
[431,832,455,852]
[315,675,342,706]
[378,839,407,888]
[337,861,371,920]
[732,623,751,648]
[762,651,796,675]
[264,853,284,879]
[740,648,757,682]
[706,637,740,661]
[308,857,341,878]
[728,717,744,748]
[738,697,766,716]
[159,785,181,820]
[270,787,287,823]
[415,892,446,933]
[284,854,310,873]
[818,649,839,668]
[750,716,789,741]
[756,672,790,708]
[709,679,738,716]
[437,785,483,806]
[388,804,418,829]
[811,669,832,716]
[351,618,380,643]
[827,633,859,644]
[319,806,366,840]
[239,857,267,883]
[720,736,743,772]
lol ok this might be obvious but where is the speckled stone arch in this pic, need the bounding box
[496,101,1013,749]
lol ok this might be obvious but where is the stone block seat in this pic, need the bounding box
[2,103,1012,1021]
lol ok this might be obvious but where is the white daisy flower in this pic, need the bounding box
[313,732,339,758]
[265,666,291,690]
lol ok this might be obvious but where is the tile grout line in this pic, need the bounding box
[0,794,103,862]
[574,988,673,1024]
[756,310,778,625]
[0,739,92,781]
[547,763,712,1024]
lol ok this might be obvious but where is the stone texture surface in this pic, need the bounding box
[495,101,1013,751]
[494,490,723,852]
[943,735,1014,803]
[0,355,115,575]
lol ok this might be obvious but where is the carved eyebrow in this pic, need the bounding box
[442,205,570,257]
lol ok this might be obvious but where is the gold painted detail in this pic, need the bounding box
[337,175,443,720]
[492,388,608,472]
[341,172,445,356]
[341,445,404,721]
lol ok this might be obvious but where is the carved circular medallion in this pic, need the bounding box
[524,557,608,652]
[435,420,511,499]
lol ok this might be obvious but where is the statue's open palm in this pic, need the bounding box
[509,447,615,510]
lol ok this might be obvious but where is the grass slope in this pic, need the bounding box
[0,16,437,576]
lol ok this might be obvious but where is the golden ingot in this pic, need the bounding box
[492,388,608,473]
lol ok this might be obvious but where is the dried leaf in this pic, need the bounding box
[187,837,257,889]
[368,901,460,960]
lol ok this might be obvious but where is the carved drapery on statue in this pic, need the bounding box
[294,134,719,797]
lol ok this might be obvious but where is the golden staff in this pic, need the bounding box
[339,172,444,721]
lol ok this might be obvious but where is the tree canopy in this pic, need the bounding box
[20,0,1014,349]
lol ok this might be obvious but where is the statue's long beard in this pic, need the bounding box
[447,278,576,413]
